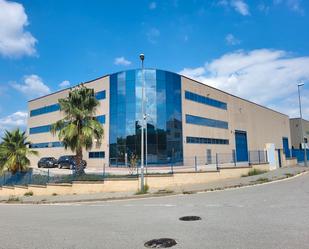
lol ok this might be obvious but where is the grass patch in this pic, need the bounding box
[24,191,33,197]
[135,184,149,195]
[154,189,174,194]
[52,193,57,196]
[285,173,294,178]
[254,177,270,183]
[182,190,195,195]
[242,168,267,177]
[7,196,20,202]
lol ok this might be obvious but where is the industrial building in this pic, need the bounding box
[290,118,309,149]
[27,69,292,169]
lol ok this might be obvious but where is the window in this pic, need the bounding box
[89,151,105,158]
[186,114,228,129]
[96,115,106,124]
[29,125,51,134]
[30,104,60,117]
[186,136,229,145]
[29,115,105,134]
[30,90,106,117]
[29,141,63,148]
[95,90,106,100]
[185,91,227,110]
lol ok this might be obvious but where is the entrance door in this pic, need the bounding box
[235,130,248,162]
[282,137,290,158]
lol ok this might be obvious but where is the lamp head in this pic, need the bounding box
[139,53,145,61]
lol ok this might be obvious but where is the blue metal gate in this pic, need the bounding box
[282,137,290,158]
[235,130,248,162]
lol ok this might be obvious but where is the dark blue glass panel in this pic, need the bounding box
[186,114,228,129]
[186,136,229,145]
[29,141,63,148]
[29,125,52,134]
[96,115,105,124]
[95,90,106,100]
[89,151,105,158]
[185,91,227,110]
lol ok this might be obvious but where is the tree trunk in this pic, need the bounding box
[75,147,85,176]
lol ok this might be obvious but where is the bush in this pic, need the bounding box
[242,168,267,177]
[135,184,149,195]
[24,191,33,196]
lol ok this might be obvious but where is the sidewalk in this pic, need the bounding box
[1,165,307,204]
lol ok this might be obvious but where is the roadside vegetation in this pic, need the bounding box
[135,184,149,195]
[51,85,104,176]
[0,129,38,174]
[242,168,267,177]
[24,191,34,197]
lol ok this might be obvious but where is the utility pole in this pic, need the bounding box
[140,53,145,190]
[298,82,307,167]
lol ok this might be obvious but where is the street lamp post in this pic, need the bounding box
[140,53,145,191]
[297,82,307,167]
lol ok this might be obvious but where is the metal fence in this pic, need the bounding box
[0,150,268,186]
[292,149,309,163]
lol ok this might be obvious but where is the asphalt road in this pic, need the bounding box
[1,173,309,249]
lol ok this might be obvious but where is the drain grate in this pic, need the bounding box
[179,216,201,221]
[144,238,177,248]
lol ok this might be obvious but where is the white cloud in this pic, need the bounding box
[274,0,304,14]
[12,74,51,99]
[59,80,70,89]
[0,111,28,137]
[0,0,37,58]
[149,2,157,10]
[179,49,309,119]
[114,56,132,66]
[230,0,250,15]
[225,33,241,45]
[147,27,160,44]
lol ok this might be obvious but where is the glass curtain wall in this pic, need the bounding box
[109,69,183,166]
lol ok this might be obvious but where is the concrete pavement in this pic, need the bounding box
[0,166,309,248]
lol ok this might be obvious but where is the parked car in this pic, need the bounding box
[57,155,87,170]
[37,157,58,168]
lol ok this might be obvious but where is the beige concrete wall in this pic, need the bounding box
[0,165,272,197]
[181,76,291,159]
[290,118,309,149]
[27,76,110,169]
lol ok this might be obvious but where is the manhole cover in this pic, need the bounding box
[179,216,201,221]
[144,238,177,248]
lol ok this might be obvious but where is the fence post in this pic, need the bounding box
[265,150,268,163]
[103,163,106,181]
[258,150,261,164]
[233,150,236,167]
[47,169,50,183]
[171,160,174,174]
[194,156,197,172]
[216,153,219,170]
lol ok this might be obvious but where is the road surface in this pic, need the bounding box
[1,172,309,249]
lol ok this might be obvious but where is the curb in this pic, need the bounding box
[1,169,307,205]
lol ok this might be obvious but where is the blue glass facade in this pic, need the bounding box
[29,141,63,148]
[109,69,183,165]
[186,136,229,145]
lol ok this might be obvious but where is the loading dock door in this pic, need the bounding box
[235,130,248,162]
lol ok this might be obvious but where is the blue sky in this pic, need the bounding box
[0,0,309,135]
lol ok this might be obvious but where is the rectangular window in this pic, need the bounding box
[29,125,52,134]
[186,136,229,145]
[96,115,105,124]
[29,115,105,134]
[89,151,105,158]
[30,90,106,117]
[95,90,106,100]
[186,114,228,129]
[185,91,227,110]
[29,141,63,148]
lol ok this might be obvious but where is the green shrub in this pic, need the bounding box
[135,184,149,195]
[242,168,267,177]
[52,193,57,196]
[24,191,33,196]
[7,196,20,202]
[255,177,270,183]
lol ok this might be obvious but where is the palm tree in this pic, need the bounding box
[51,85,104,175]
[0,129,38,174]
